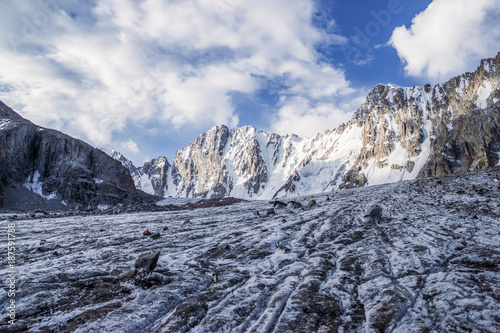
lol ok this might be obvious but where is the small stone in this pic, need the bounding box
[287,201,303,209]
[162,226,169,231]
[364,204,383,219]
[143,229,152,236]
[150,233,161,240]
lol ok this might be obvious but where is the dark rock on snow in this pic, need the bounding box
[364,204,383,219]
[134,251,160,275]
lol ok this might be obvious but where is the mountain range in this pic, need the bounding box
[1,52,499,210]
[115,52,500,200]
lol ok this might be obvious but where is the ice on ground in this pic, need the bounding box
[2,167,500,332]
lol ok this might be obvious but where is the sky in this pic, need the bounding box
[0,0,499,166]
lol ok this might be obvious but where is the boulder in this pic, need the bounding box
[364,205,383,219]
[272,200,287,209]
[287,201,303,209]
[266,208,276,216]
[134,251,160,275]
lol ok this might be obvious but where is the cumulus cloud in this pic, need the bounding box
[123,139,139,154]
[390,0,500,81]
[0,0,358,159]
[271,94,365,138]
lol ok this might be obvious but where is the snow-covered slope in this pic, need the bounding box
[127,53,500,200]
[3,166,499,332]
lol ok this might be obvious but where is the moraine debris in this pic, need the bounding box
[266,208,276,216]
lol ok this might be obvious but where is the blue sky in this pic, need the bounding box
[0,0,499,166]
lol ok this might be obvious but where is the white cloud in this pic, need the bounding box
[390,0,500,82]
[0,0,357,159]
[123,139,139,154]
[271,96,357,138]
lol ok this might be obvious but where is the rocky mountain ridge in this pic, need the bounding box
[122,52,500,199]
[0,102,147,211]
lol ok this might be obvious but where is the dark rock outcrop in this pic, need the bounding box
[0,101,140,210]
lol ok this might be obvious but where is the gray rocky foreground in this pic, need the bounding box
[1,167,499,332]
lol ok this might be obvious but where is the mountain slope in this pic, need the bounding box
[0,101,140,211]
[344,55,500,187]
[129,53,500,200]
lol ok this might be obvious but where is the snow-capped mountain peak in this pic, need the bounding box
[116,52,500,200]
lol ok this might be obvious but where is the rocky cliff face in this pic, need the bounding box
[0,102,139,210]
[343,53,500,187]
[132,157,171,197]
[124,53,500,200]
[140,125,307,199]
